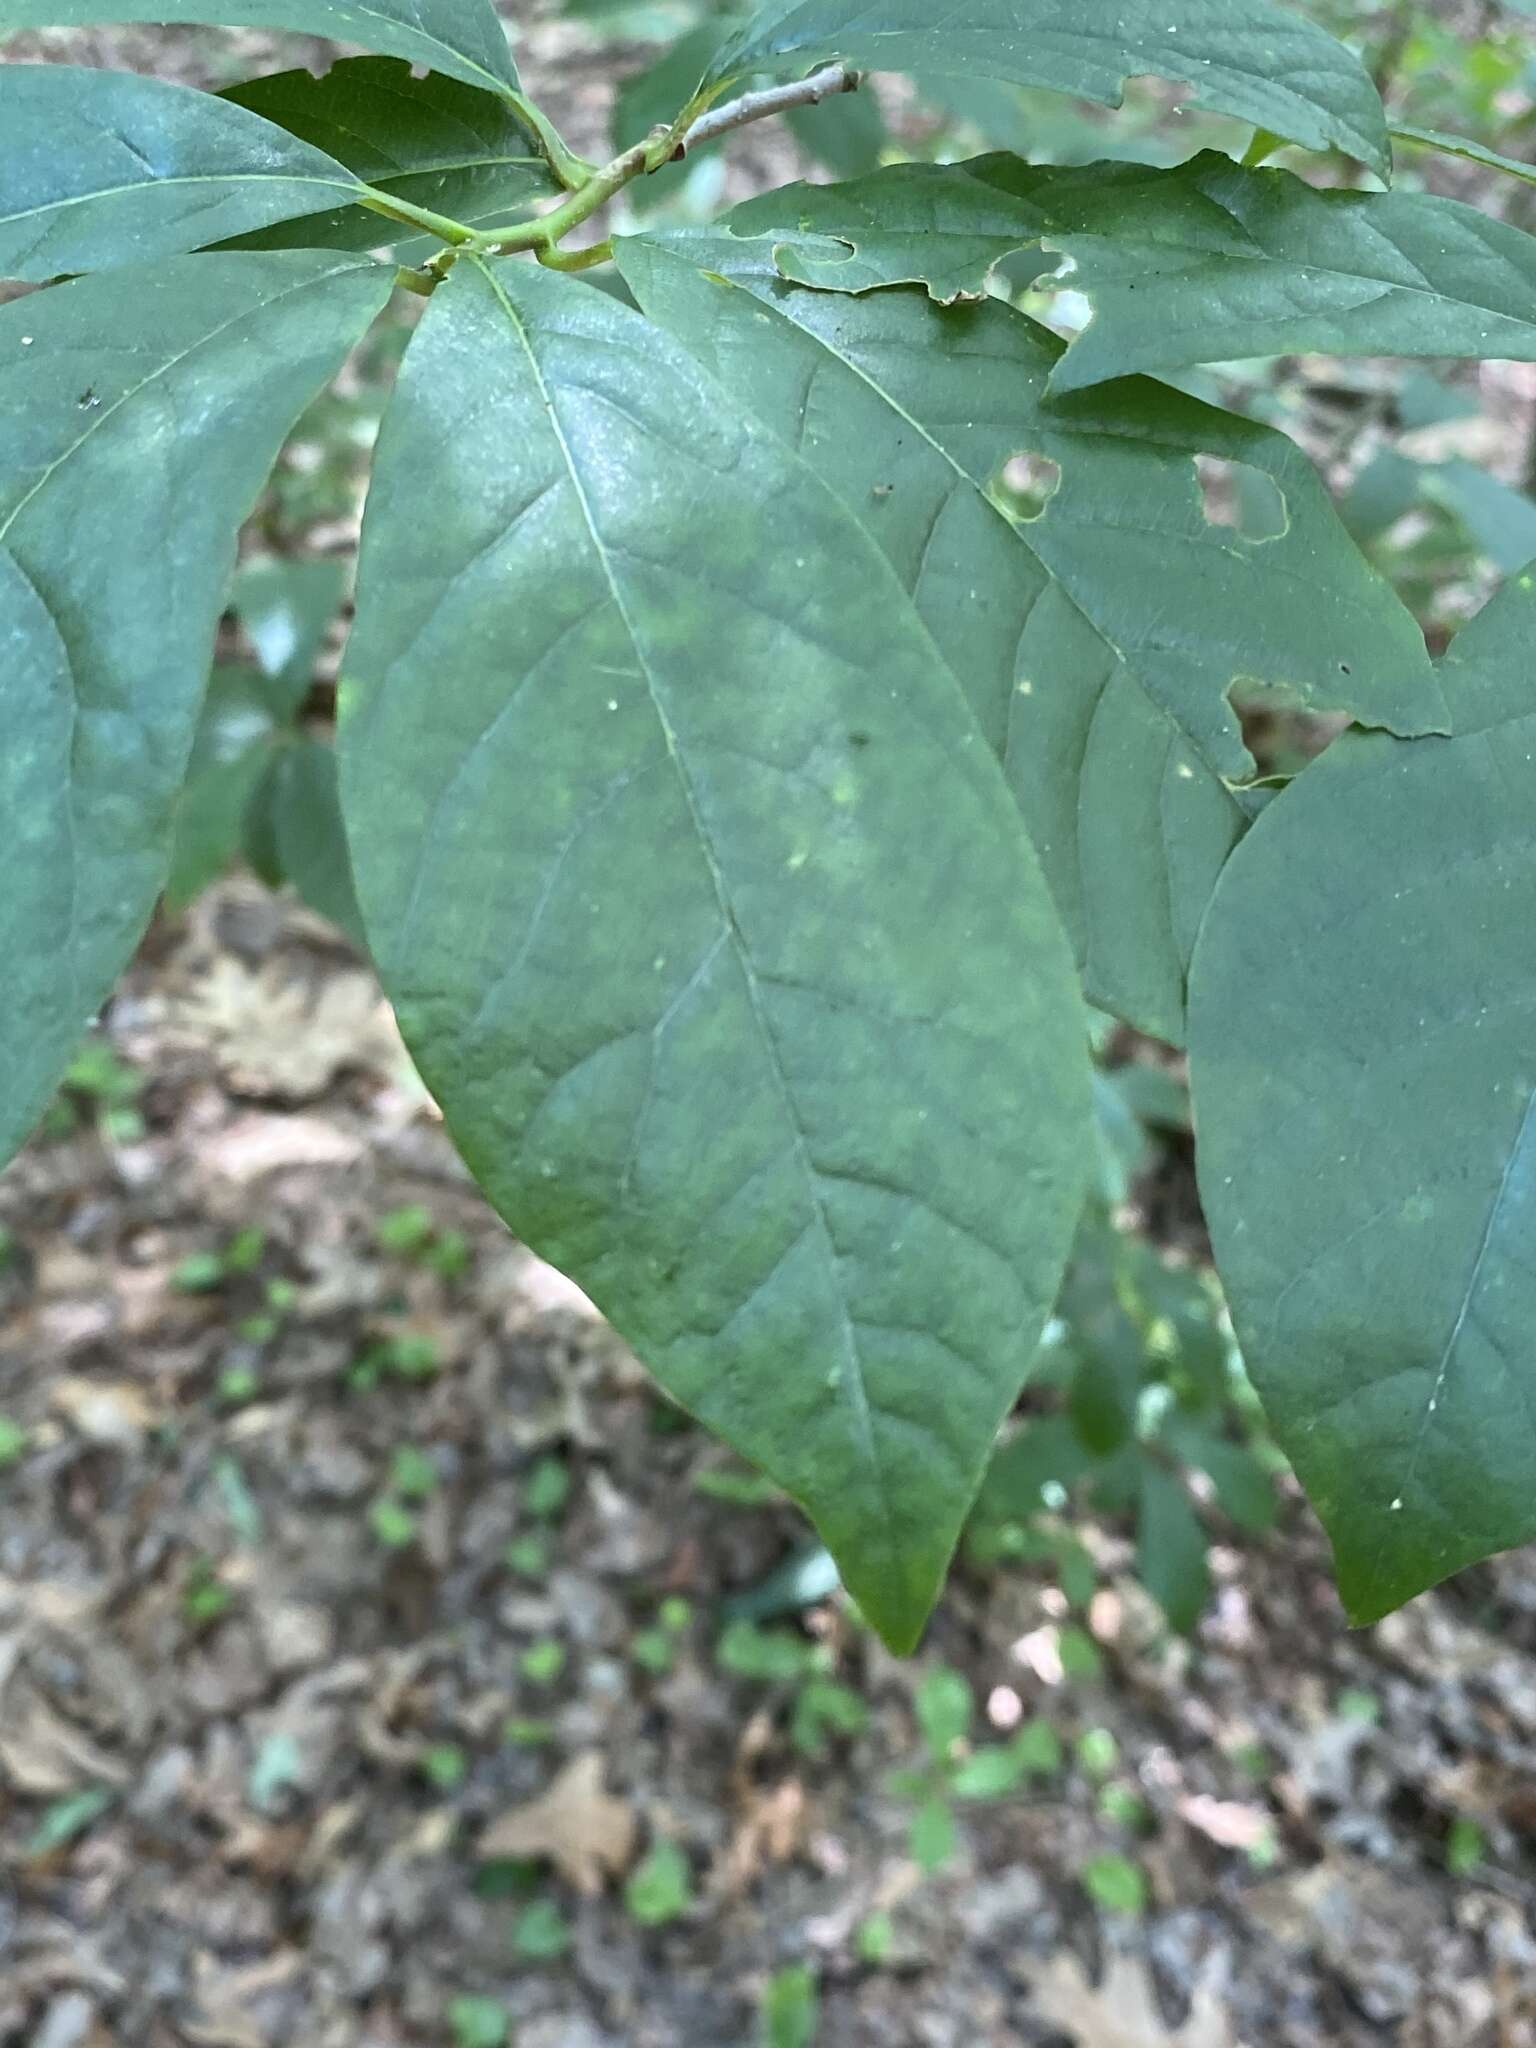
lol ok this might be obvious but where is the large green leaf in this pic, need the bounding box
[1189,570,1536,1621]
[618,230,1443,1042]
[0,0,517,93]
[704,1,1390,176]
[0,250,392,1165]
[0,64,366,280]
[340,254,1093,1648]
[731,152,1536,395]
[219,58,557,257]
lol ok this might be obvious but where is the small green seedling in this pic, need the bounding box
[505,1534,550,1577]
[1076,1727,1119,1779]
[375,1202,436,1255]
[217,1363,262,1407]
[182,1558,235,1630]
[715,1621,868,1757]
[1081,1851,1148,1914]
[503,1716,556,1748]
[1336,1686,1382,1726]
[44,1041,145,1142]
[624,1837,693,1927]
[369,1496,418,1550]
[890,1669,1063,1869]
[519,1638,567,1685]
[447,1995,509,2048]
[0,1415,30,1470]
[759,1963,819,2048]
[632,1594,694,1674]
[512,1896,572,1960]
[389,1444,440,1500]
[173,1250,229,1295]
[523,1454,572,1521]
[25,1786,115,1860]
[1446,1814,1487,1877]
[854,1912,896,1966]
[421,1743,468,1793]
[348,1330,442,1391]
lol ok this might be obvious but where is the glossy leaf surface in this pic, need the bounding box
[341,256,1093,1648]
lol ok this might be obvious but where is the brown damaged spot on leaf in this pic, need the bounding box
[478,1750,637,1895]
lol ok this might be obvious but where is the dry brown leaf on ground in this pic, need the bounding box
[170,958,408,1099]
[478,1751,637,1895]
[718,1778,808,1897]
[200,1112,365,1183]
[0,1682,127,1796]
[1029,1953,1235,2048]
[1178,1794,1274,1854]
[49,1377,160,1448]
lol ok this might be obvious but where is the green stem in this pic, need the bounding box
[469,134,659,254]
[358,187,477,246]
[505,91,599,192]
[536,236,615,272]
[1242,127,1286,168]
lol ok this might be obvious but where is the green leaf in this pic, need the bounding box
[759,1964,819,2048]
[1393,123,1536,191]
[0,1,518,95]
[0,64,370,280]
[340,254,1092,1651]
[165,665,281,910]
[618,231,1443,1041]
[782,81,887,180]
[1028,152,1536,398]
[264,737,367,944]
[1136,1464,1210,1633]
[1080,1850,1147,1913]
[218,59,557,258]
[729,152,1536,397]
[950,1743,1025,1800]
[1068,1334,1141,1459]
[1189,569,1536,1622]
[706,1,1390,176]
[1164,1419,1277,1534]
[0,251,390,1170]
[625,1838,693,1926]
[1422,462,1536,579]
[726,157,1050,304]
[909,1795,958,1871]
[914,1666,972,1758]
[233,553,346,715]
[611,26,728,210]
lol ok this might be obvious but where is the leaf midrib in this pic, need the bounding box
[1,166,367,234]
[470,254,887,1516]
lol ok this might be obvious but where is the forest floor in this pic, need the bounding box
[3,892,1536,2048]
[4,8,1536,2046]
